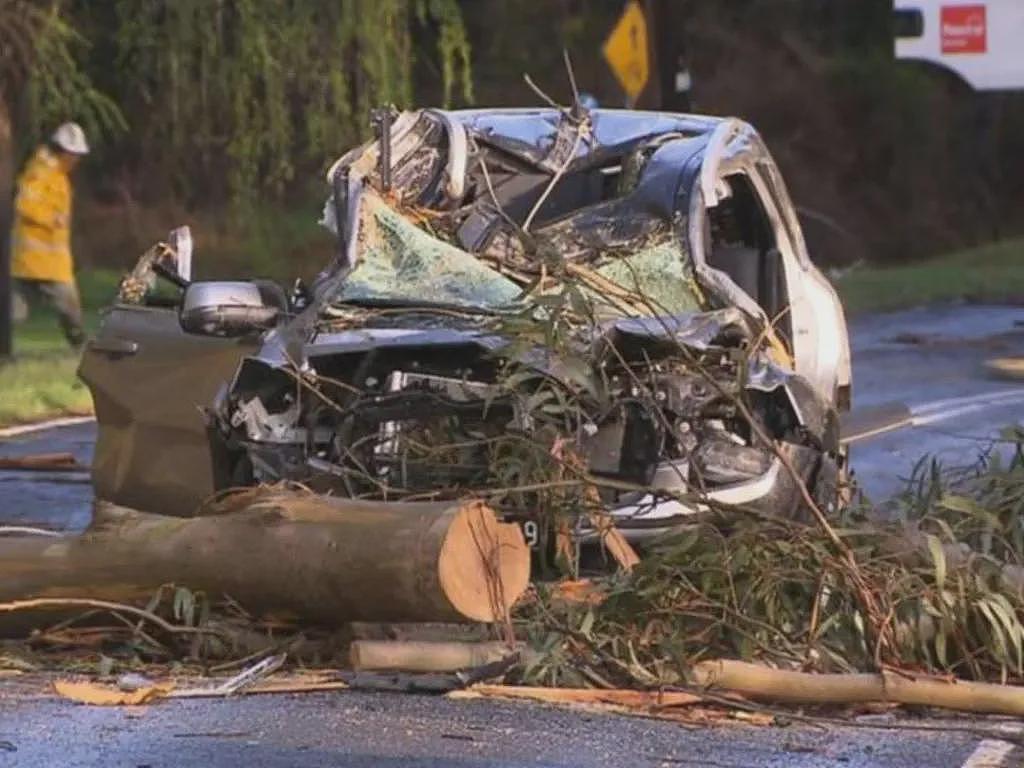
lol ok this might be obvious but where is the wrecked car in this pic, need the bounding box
[79,107,852,553]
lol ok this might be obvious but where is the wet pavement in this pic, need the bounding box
[851,304,1024,500]
[2,304,1024,767]
[0,685,1013,768]
[0,420,93,531]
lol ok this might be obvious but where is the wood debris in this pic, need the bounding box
[448,684,771,726]
[0,452,87,472]
[0,492,530,629]
[349,640,519,673]
[692,659,1024,717]
[54,678,175,706]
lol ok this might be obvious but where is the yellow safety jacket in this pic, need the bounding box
[11,146,74,283]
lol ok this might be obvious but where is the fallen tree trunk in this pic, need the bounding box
[0,491,530,634]
[692,659,1024,716]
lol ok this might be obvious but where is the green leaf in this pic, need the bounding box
[939,495,980,516]
[988,593,1024,673]
[977,599,1010,667]
[579,609,595,640]
[926,534,946,588]
[935,623,948,668]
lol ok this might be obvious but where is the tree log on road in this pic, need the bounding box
[0,491,530,635]
[692,659,1024,717]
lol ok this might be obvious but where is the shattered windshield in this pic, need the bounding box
[328,191,702,316]
[333,192,523,309]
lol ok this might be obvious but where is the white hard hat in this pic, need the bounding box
[51,122,90,155]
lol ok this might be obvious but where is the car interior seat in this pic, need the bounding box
[707,243,762,305]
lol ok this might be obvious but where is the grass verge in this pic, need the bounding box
[0,353,94,426]
[1,270,120,427]
[835,238,1024,315]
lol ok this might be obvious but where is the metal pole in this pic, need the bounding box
[0,198,11,359]
[650,0,692,112]
[0,108,13,359]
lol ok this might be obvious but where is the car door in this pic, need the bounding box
[79,303,258,516]
[748,157,852,408]
[690,152,850,408]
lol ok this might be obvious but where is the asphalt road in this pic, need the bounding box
[1,686,1016,768]
[3,304,1024,767]
[850,304,1024,501]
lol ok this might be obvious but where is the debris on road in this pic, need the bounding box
[7,103,1024,730]
[985,356,1024,381]
[169,671,348,698]
[449,684,772,727]
[510,444,1024,717]
[54,678,175,706]
[692,659,1024,717]
[0,452,87,472]
[349,640,520,673]
[175,652,287,697]
[52,664,349,706]
[0,490,529,628]
[449,684,703,708]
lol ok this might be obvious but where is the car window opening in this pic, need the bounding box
[706,173,792,343]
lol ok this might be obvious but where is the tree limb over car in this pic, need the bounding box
[78,106,852,570]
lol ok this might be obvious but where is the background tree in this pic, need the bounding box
[0,0,122,356]
[9,0,1024,281]
[70,0,470,208]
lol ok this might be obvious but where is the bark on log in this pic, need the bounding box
[692,659,1024,716]
[349,640,518,672]
[0,491,530,634]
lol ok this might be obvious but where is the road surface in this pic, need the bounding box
[851,304,1024,500]
[1,685,1015,768]
[2,304,1024,767]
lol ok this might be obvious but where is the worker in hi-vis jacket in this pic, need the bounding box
[10,122,90,348]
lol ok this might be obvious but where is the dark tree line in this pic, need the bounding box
[6,0,1024,270]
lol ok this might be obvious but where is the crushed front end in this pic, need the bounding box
[210,107,846,554]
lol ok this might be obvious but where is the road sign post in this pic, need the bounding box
[649,0,692,112]
[0,139,11,359]
[0,201,10,359]
[602,0,650,106]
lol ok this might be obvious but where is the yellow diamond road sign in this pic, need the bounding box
[603,1,650,101]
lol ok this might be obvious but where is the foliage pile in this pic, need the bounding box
[520,439,1024,687]
[0,582,347,676]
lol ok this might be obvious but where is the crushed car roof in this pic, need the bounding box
[444,107,725,167]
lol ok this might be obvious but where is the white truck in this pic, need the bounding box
[895,0,1024,90]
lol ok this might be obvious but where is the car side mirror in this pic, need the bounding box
[180,281,280,337]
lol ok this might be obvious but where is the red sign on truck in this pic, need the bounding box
[941,5,987,54]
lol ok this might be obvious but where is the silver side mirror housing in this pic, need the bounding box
[180,281,279,337]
